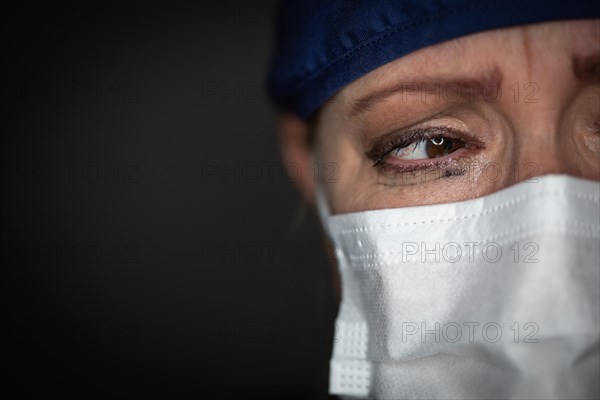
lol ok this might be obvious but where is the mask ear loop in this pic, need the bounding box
[314,178,332,239]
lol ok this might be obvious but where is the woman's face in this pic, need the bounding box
[304,20,599,214]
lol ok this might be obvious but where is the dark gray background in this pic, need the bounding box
[4,1,338,398]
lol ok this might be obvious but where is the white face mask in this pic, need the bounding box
[317,174,600,399]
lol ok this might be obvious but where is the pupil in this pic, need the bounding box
[426,137,455,158]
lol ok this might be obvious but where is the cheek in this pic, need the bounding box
[322,143,380,214]
[315,127,365,213]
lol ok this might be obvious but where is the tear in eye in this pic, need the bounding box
[391,136,466,160]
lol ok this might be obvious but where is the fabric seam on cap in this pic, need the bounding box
[292,0,511,90]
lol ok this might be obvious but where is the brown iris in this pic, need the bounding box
[425,136,465,158]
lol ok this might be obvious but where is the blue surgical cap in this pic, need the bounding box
[266,0,600,119]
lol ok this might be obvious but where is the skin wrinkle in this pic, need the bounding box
[350,67,505,117]
[521,24,535,84]
[512,25,560,176]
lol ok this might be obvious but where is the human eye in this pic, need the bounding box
[366,125,485,178]
[384,135,466,161]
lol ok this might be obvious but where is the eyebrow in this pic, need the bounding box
[350,53,600,117]
[350,67,504,117]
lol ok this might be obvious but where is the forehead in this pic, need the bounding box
[333,20,599,106]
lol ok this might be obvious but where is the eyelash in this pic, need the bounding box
[367,126,483,172]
